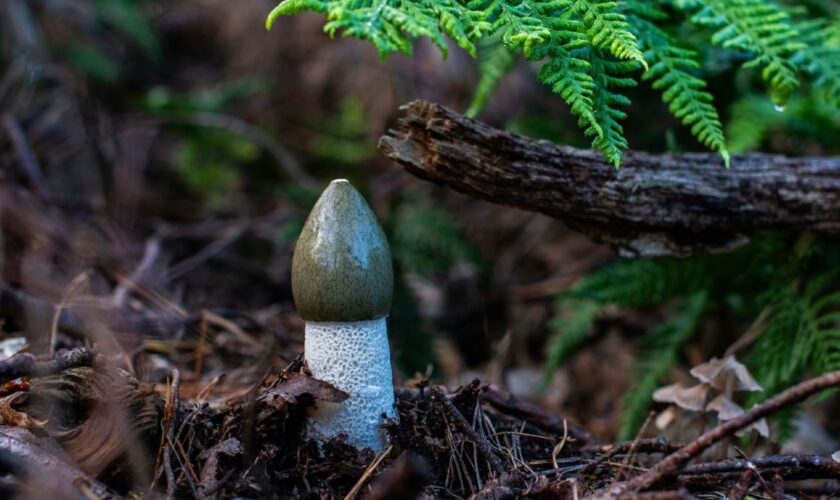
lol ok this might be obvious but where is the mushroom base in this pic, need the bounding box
[304,318,396,451]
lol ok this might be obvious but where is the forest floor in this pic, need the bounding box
[1,1,839,497]
[0,343,838,498]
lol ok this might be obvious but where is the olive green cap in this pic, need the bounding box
[291,179,393,322]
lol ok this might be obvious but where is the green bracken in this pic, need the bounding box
[266,0,840,168]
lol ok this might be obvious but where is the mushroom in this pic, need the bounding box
[690,355,763,392]
[653,382,712,412]
[291,179,396,451]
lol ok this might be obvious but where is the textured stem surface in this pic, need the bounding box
[305,318,396,451]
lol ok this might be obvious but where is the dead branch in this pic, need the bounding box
[378,100,840,257]
[0,348,95,382]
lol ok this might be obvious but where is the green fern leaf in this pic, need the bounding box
[795,19,840,107]
[467,37,518,117]
[545,297,603,378]
[586,49,638,167]
[627,12,729,164]
[681,0,805,106]
[572,0,647,67]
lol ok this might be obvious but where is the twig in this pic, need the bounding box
[583,436,683,456]
[49,270,91,357]
[616,490,693,500]
[112,236,162,307]
[617,411,656,480]
[163,226,243,282]
[166,435,200,500]
[614,370,840,494]
[727,467,755,500]
[682,454,840,475]
[583,438,682,456]
[2,112,46,197]
[0,347,95,382]
[344,445,392,500]
[193,309,208,396]
[154,369,181,498]
[432,386,506,476]
[481,385,601,445]
[771,474,784,500]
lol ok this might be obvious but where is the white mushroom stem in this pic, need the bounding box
[304,318,396,451]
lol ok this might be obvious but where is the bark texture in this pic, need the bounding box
[378,100,840,257]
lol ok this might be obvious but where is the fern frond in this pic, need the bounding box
[467,37,517,117]
[572,0,647,67]
[809,271,840,375]
[725,94,780,153]
[570,232,788,308]
[391,203,479,276]
[681,0,806,106]
[619,292,708,440]
[795,19,840,106]
[570,257,717,308]
[628,13,729,165]
[545,297,603,377]
[268,0,479,58]
[586,49,638,167]
[466,0,553,56]
[749,268,840,392]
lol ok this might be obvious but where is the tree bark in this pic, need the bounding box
[378,100,840,257]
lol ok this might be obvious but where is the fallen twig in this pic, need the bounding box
[605,370,840,495]
[727,467,755,500]
[682,454,840,475]
[481,385,601,445]
[344,445,392,500]
[431,386,507,476]
[0,347,95,382]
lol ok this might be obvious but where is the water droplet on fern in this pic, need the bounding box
[774,104,785,112]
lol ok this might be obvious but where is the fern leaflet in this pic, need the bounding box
[681,0,805,106]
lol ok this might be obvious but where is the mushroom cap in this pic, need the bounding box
[690,355,763,392]
[652,382,711,412]
[292,179,393,322]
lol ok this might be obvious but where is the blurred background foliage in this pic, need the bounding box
[0,0,838,444]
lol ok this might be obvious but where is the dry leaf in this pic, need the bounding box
[653,382,711,412]
[690,355,762,392]
[199,437,243,494]
[0,392,46,428]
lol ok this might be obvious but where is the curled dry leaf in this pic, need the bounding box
[690,355,762,392]
[199,437,243,494]
[653,382,711,412]
[0,392,46,428]
[257,372,349,423]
